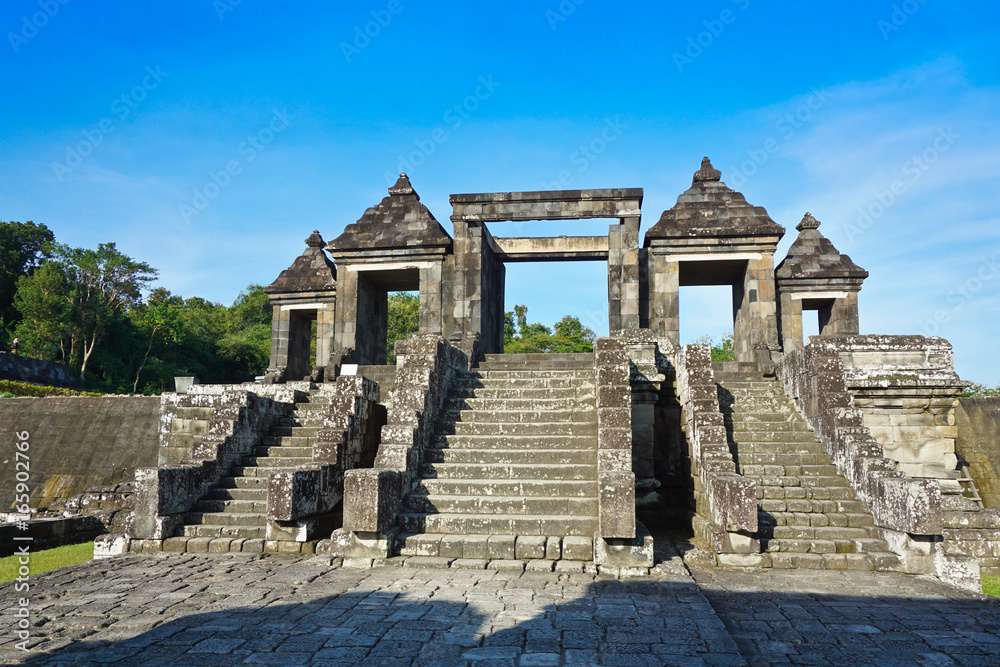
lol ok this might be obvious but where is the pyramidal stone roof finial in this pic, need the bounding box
[796,212,821,232]
[693,156,722,183]
[388,172,416,196]
[305,230,325,248]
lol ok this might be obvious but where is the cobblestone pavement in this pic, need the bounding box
[0,553,998,666]
[691,567,1000,666]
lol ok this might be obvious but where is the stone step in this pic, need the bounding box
[763,524,875,540]
[206,487,267,501]
[449,387,588,400]
[260,435,314,448]
[241,456,314,468]
[731,431,819,444]
[402,494,598,516]
[397,513,597,536]
[754,485,858,502]
[419,463,595,481]
[424,448,596,465]
[194,498,267,514]
[270,425,320,437]
[447,421,597,437]
[253,445,313,458]
[759,507,870,526]
[741,470,846,485]
[446,397,593,411]
[725,421,811,433]
[219,475,267,489]
[230,466,302,478]
[414,478,597,498]
[763,536,891,554]
[760,504,875,526]
[453,377,591,390]
[440,409,596,424]
[395,532,594,560]
[433,434,595,450]
[474,369,595,379]
[737,452,831,466]
[727,412,797,424]
[185,511,266,527]
[482,352,595,367]
[180,524,266,539]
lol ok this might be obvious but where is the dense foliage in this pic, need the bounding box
[387,292,419,364]
[2,220,272,394]
[503,305,596,354]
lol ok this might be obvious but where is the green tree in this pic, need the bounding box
[695,332,735,362]
[961,383,1000,398]
[504,306,595,354]
[217,284,272,380]
[57,243,158,381]
[12,262,73,361]
[387,292,419,364]
[0,220,54,345]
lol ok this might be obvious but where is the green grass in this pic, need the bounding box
[0,541,94,583]
[982,575,1000,597]
[0,379,103,398]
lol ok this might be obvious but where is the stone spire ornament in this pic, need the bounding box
[692,156,722,183]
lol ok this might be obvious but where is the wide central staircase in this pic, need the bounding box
[392,353,601,563]
[715,363,903,571]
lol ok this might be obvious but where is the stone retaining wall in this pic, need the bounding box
[0,396,160,511]
[0,352,79,388]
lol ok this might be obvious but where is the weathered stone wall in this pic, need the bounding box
[832,335,966,477]
[956,398,1000,507]
[0,396,160,510]
[0,352,80,389]
[593,337,636,539]
[674,344,758,556]
[129,388,298,541]
[333,333,468,557]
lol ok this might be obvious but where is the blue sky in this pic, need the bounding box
[1,1,998,382]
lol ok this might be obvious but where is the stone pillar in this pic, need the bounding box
[333,267,359,358]
[450,222,483,344]
[608,224,623,332]
[631,390,658,490]
[646,254,679,348]
[733,256,779,363]
[620,217,641,330]
[778,291,803,352]
[316,302,336,369]
[419,262,444,336]
[268,304,290,374]
[825,293,860,335]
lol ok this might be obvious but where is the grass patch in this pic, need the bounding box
[0,379,102,398]
[0,541,94,583]
[982,575,1000,597]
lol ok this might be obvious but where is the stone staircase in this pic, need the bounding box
[158,390,332,553]
[715,363,903,571]
[392,353,601,566]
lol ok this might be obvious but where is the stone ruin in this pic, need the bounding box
[117,158,998,590]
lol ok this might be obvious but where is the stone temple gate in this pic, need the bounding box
[122,158,992,589]
[263,158,865,377]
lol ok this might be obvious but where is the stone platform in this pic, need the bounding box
[2,547,999,665]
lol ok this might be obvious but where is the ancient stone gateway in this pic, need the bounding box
[121,158,995,589]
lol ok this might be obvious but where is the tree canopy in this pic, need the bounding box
[504,306,596,354]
